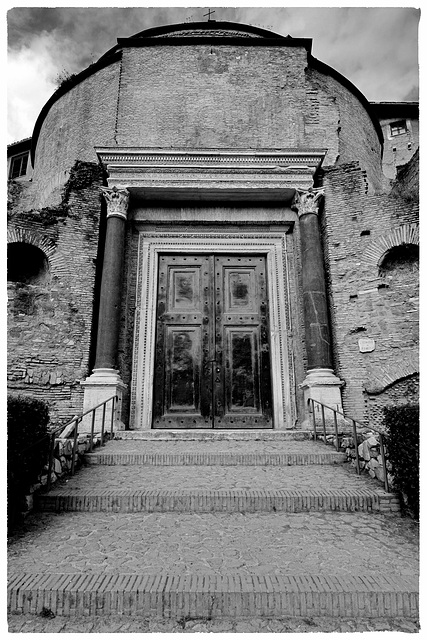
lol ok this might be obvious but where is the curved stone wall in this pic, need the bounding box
[31,41,383,208]
[32,61,121,208]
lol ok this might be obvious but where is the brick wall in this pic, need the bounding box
[7,162,105,426]
[321,161,419,422]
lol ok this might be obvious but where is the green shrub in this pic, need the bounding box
[383,404,419,519]
[7,395,50,527]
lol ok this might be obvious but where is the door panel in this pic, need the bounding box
[153,255,213,428]
[213,256,272,428]
[153,254,272,429]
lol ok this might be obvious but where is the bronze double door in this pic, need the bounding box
[153,254,272,428]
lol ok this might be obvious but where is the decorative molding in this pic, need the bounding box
[95,148,327,200]
[130,231,293,431]
[364,223,419,268]
[100,186,130,219]
[291,187,325,217]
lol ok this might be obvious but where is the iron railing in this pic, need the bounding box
[43,395,117,490]
[308,398,389,492]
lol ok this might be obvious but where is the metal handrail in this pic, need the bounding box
[42,395,117,491]
[309,398,389,492]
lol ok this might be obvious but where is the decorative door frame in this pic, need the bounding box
[130,230,293,430]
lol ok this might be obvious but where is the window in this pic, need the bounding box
[9,153,29,179]
[390,120,407,137]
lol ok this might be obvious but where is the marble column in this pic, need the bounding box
[292,187,343,425]
[80,186,129,431]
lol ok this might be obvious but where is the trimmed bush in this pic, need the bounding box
[7,395,50,528]
[383,404,419,519]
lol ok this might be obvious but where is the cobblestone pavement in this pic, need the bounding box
[43,461,385,493]
[92,439,334,454]
[8,510,418,576]
[6,613,420,633]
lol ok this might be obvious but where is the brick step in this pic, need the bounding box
[86,451,346,467]
[114,430,312,441]
[8,572,418,619]
[37,463,399,513]
[37,487,398,514]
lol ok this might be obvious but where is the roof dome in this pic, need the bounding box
[127,20,286,40]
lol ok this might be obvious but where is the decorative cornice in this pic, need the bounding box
[291,187,325,217]
[95,148,326,202]
[100,186,130,219]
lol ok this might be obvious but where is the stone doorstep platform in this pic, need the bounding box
[114,430,313,441]
[8,573,418,619]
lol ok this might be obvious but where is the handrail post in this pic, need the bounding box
[333,410,339,452]
[311,399,317,441]
[352,419,360,475]
[89,409,96,453]
[379,433,389,493]
[321,403,327,441]
[101,402,107,446]
[46,432,56,492]
[110,396,116,437]
[70,418,79,476]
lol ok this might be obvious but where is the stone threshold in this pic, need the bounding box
[114,430,313,441]
[8,572,418,619]
[37,488,400,514]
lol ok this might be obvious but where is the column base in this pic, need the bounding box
[300,368,344,429]
[80,369,127,433]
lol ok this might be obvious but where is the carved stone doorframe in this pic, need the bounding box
[130,230,293,430]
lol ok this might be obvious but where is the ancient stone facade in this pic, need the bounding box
[7,21,418,429]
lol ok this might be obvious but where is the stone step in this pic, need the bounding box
[8,572,418,619]
[36,463,399,514]
[85,439,346,466]
[114,430,312,441]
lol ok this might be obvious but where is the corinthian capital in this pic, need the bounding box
[291,187,325,217]
[101,186,130,220]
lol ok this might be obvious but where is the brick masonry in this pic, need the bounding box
[7,162,105,425]
[321,160,418,422]
[8,572,418,619]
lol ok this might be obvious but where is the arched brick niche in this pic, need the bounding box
[364,373,419,430]
[7,242,50,286]
[363,222,419,269]
[7,230,55,316]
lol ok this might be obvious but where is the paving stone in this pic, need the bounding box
[8,511,418,577]
[7,614,420,633]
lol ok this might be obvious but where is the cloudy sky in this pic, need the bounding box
[7,5,420,144]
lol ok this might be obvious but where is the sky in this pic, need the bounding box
[6,4,420,144]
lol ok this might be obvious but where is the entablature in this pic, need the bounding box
[95,147,326,202]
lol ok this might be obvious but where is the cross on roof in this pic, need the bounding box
[203,8,215,21]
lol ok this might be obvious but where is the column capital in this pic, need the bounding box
[100,186,130,220]
[291,187,325,217]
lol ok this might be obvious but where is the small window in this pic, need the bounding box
[390,120,407,137]
[9,153,29,179]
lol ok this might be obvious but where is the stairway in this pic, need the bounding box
[7,430,419,630]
